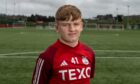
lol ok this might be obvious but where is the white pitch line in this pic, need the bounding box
[0,51,41,56]
[0,50,140,58]
[95,50,140,53]
[0,50,140,57]
[0,56,37,59]
[96,57,140,59]
[0,56,140,59]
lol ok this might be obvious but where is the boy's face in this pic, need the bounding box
[56,17,83,44]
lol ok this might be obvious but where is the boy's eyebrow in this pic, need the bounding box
[58,20,83,23]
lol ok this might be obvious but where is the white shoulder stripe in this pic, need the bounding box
[33,58,44,84]
[36,59,44,84]
[33,58,42,84]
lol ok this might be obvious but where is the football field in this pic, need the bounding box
[0,28,140,84]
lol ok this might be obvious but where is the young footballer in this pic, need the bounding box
[32,4,95,84]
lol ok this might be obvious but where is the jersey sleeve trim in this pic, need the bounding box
[32,58,45,84]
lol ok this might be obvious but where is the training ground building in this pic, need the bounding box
[84,15,140,30]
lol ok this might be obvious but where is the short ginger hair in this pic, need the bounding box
[55,5,82,21]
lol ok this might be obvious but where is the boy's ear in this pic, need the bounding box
[81,22,84,31]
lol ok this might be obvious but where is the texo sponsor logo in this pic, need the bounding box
[59,67,91,81]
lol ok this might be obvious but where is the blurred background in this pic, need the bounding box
[0,0,140,29]
[0,0,140,84]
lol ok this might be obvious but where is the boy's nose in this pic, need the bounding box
[69,24,75,31]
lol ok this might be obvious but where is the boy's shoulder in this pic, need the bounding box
[39,42,59,60]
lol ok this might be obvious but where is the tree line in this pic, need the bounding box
[0,14,55,24]
[0,13,140,28]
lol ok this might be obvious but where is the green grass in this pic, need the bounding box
[0,28,140,84]
[0,58,35,84]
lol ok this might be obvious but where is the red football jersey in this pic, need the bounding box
[32,39,95,84]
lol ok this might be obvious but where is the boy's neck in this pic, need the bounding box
[59,38,79,47]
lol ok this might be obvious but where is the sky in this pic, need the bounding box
[0,0,140,18]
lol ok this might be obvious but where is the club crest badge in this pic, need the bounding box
[82,56,89,65]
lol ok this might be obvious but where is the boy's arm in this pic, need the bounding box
[32,57,52,84]
[90,52,95,78]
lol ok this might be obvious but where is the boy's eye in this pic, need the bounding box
[59,21,82,27]
[74,23,80,26]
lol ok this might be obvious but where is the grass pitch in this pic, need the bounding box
[0,28,140,84]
